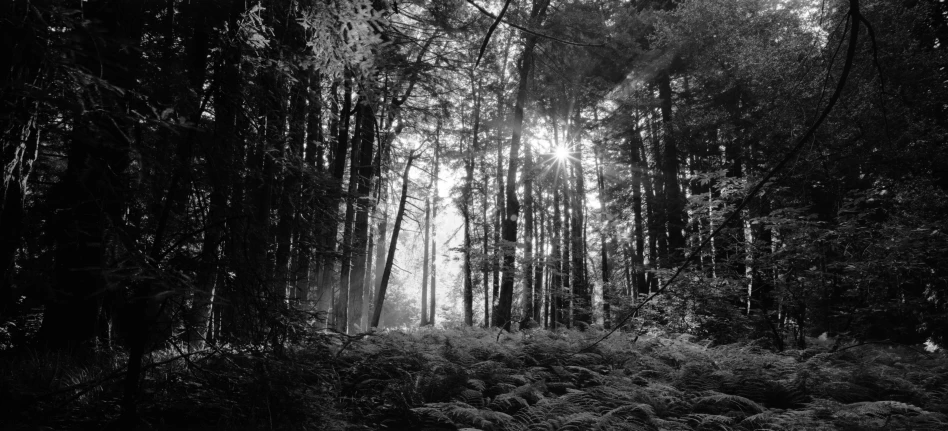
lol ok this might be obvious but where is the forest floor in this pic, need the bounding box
[2,327,947,430]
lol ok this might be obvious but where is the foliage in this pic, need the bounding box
[5,329,945,430]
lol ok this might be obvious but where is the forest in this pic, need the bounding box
[1,0,947,429]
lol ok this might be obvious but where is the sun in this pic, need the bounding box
[554,146,570,162]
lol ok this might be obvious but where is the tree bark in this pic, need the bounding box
[335,92,361,333]
[348,101,375,333]
[570,113,589,325]
[430,137,440,325]
[495,0,550,330]
[658,71,685,264]
[372,154,417,328]
[522,142,535,325]
[462,75,481,326]
[421,197,431,326]
[551,183,563,329]
[629,126,648,297]
[595,145,612,328]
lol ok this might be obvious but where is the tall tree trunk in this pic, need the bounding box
[372,154,417,328]
[430,136,440,325]
[570,115,589,325]
[482,156,491,327]
[421,197,430,326]
[188,16,236,347]
[561,174,572,328]
[462,76,481,326]
[492,118,504,321]
[642,118,661,292]
[595,145,612,328]
[534,187,544,323]
[348,101,375,333]
[335,94,362,333]
[296,68,324,304]
[522,142,535,325]
[495,0,550,330]
[658,71,685,264]
[629,126,648,296]
[274,69,308,303]
[551,183,563,329]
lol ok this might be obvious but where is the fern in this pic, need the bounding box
[597,404,659,431]
[693,392,766,417]
[683,413,735,430]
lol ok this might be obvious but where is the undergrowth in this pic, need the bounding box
[1,328,946,430]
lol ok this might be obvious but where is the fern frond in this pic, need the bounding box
[596,404,659,431]
[487,394,529,414]
[652,418,693,430]
[556,412,601,430]
[693,392,765,417]
[410,406,456,429]
[456,388,485,408]
[468,378,487,391]
[683,413,734,430]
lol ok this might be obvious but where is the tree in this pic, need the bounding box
[494,0,550,331]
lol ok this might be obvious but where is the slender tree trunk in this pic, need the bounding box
[551,181,563,329]
[274,69,308,303]
[629,126,648,296]
[335,94,362,333]
[492,120,504,321]
[570,116,589,325]
[297,68,323,304]
[561,174,572,328]
[658,71,685,264]
[642,120,660,292]
[495,0,550,330]
[348,101,375,333]
[522,142,535,325]
[430,137,440,325]
[421,197,431,326]
[462,77,481,326]
[482,156,491,327]
[372,154,417,328]
[595,146,612,328]
[188,41,238,348]
[534,187,544,323]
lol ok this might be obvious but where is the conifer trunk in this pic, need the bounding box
[495,0,550,330]
[372,154,417,328]
[348,102,375,333]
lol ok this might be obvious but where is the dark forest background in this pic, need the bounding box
[1,0,947,429]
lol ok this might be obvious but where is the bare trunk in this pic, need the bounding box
[495,0,550,330]
[421,197,430,326]
[658,71,685,264]
[348,102,375,333]
[430,137,440,325]
[550,184,563,328]
[335,94,362,333]
[372,154,417,328]
[522,142,535,325]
